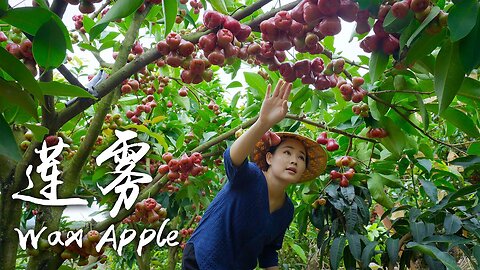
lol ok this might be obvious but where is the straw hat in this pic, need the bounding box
[251,132,328,182]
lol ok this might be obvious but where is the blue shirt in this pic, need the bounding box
[188,147,294,270]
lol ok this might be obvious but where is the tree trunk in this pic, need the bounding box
[26,206,65,270]
[0,193,23,270]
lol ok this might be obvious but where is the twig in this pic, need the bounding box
[78,31,113,68]
[285,114,377,143]
[371,90,434,95]
[57,64,87,89]
[367,93,468,155]
[90,0,111,19]
[410,164,420,209]
[189,116,259,154]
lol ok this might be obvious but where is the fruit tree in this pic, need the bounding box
[0,0,479,269]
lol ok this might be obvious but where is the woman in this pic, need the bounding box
[183,80,327,269]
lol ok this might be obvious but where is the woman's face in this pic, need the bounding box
[266,138,307,184]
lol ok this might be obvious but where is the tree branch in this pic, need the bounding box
[367,93,468,155]
[57,64,87,89]
[78,31,113,69]
[90,0,111,19]
[93,174,169,232]
[285,114,377,143]
[189,116,259,154]
[371,89,434,95]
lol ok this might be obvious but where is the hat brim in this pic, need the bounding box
[251,132,328,182]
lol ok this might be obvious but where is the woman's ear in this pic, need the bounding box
[265,152,273,166]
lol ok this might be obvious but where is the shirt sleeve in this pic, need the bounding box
[223,147,258,188]
[257,231,286,268]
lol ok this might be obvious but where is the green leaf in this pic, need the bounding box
[425,105,480,137]
[458,77,480,101]
[369,51,389,83]
[163,0,178,37]
[207,0,228,14]
[405,29,446,67]
[468,142,480,155]
[434,41,466,115]
[23,123,48,142]
[423,235,471,246]
[406,6,441,47]
[420,179,438,202]
[330,236,346,270]
[406,242,461,270]
[378,173,404,188]
[341,185,355,203]
[1,7,51,35]
[459,6,480,73]
[450,156,480,169]
[244,72,267,97]
[0,0,7,12]
[415,94,429,131]
[1,7,72,51]
[379,116,407,157]
[33,0,49,9]
[473,246,480,267]
[0,78,37,119]
[123,124,168,151]
[310,206,325,230]
[0,113,22,162]
[226,81,242,88]
[410,221,427,242]
[347,231,362,261]
[449,184,480,202]
[444,213,462,235]
[383,8,414,33]
[33,18,66,69]
[82,15,95,33]
[345,204,358,232]
[447,0,478,42]
[361,241,378,267]
[386,238,400,264]
[39,82,94,98]
[368,174,394,209]
[89,0,144,40]
[0,46,43,103]
[291,243,307,263]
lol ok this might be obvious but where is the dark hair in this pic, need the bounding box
[265,141,309,170]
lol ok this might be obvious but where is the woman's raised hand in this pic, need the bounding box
[258,80,292,126]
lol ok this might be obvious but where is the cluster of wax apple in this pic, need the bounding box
[316,132,339,152]
[59,230,108,266]
[103,113,124,130]
[194,11,252,68]
[156,33,214,84]
[178,215,202,249]
[2,34,37,76]
[359,6,400,55]
[366,127,388,138]
[254,0,358,68]
[337,76,368,103]
[157,152,207,192]
[352,103,370,118]
[122,198,168,225]
[279,58,346,91]
[207,100,221,115]
[25,231,108,267]
[20,133,77,160]
[330,156,356,187]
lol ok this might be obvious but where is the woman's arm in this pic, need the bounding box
[229,80,292,167]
